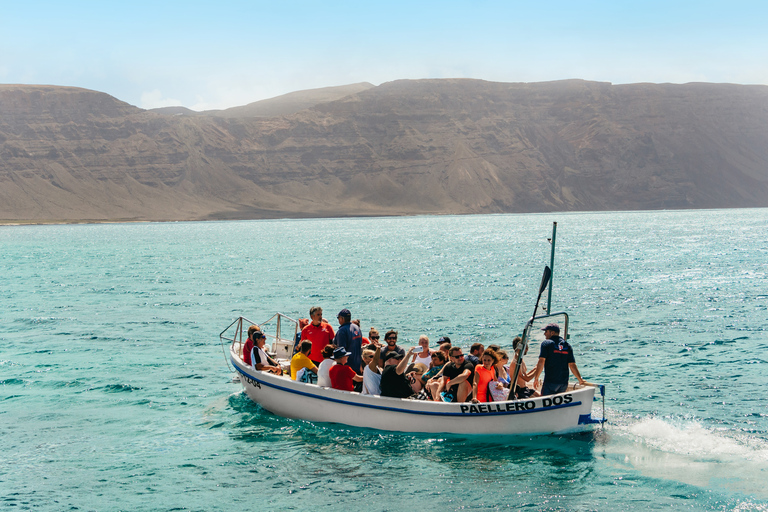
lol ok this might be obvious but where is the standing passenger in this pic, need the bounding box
[302,306,335,365]
[333,308,363,374]
[533,323,587,396]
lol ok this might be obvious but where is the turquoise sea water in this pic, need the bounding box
[1,209,767,511]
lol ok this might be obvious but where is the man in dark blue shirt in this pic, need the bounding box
[533,323,586,396]
[333,308,363,374]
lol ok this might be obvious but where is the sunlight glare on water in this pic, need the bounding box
[1,209,767,510]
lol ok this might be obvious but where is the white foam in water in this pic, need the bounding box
[629,417,768,463]
[606,416,768,499]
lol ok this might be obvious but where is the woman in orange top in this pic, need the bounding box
[471,348,500,403]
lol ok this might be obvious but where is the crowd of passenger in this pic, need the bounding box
[243,306,588,402]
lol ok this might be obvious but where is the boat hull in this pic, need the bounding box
[231,348,599,436]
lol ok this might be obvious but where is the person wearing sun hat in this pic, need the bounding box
[329,346,363,391]
[533,323,586,396]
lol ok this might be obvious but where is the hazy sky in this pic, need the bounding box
[2,0,766,111]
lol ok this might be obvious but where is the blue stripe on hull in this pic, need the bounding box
[234,360,583,418]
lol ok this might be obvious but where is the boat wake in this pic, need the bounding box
[628,417,768,463]
[604,414,768,501]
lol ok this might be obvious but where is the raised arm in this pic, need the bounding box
[369,346,381,373]
[396,347,416,375]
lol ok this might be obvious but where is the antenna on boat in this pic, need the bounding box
[509,264,551,400]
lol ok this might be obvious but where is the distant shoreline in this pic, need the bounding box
[3,205,766,227]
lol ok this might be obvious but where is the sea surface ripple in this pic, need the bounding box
[1,209,767,511]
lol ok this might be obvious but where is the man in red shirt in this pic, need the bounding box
[329,347,363,391]
[301,306,335,364]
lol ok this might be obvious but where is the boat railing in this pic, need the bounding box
[509,311,569,399]
[219,313,300,371]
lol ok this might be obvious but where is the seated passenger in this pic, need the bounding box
[510,337,538,399]
[471,348,500,403]
[368,327,381,348]
[421,351,446,385]
[361,347,382,395]
[316,344,336,387]
[405,362,428,395]
[378,330,405,368]
[413,335,433,366]
[242,325,261,366]
[428,347,474,402]
[290,341,318,381]
[329,347,363,391]
[251,331,283,375]
[380,347,417,398]
[466,343,484,366]
[494,349,511,389]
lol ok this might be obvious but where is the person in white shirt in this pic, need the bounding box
[412,335,432,366]
[361,347,382,395]
[316,344,337,387]
[250,331,282,375]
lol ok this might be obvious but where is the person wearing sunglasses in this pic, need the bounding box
[367,328,381,348]
[378,330,405,368]
[250,331,283,375]
[428,347,474,402]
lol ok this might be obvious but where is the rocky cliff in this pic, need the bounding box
[1,79,767,223]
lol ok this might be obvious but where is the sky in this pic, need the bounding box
[1,0,767,111]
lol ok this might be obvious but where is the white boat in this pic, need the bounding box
[219,310,606,436]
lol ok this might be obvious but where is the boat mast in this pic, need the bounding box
[546,221,557,313]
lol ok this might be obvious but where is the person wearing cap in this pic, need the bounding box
[333,308,363,374]
[380,347,417,398]
[329,347,363,391]
[250,330,283,375]
[533,323,587,396]
[302,306,335,365]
